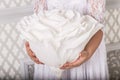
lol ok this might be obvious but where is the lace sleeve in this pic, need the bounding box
[34,0,48,14]
[87,0,106,23]
[33,0,41,14]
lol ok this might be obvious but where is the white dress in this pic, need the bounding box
[31,0,109,80]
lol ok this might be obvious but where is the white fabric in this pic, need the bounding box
[17,0,109,79]
[34,36,109,80]
[17,9,103,77]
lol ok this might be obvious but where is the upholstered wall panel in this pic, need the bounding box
[0,23,27,80]
[105,8,120,44]
[0,0,32,9]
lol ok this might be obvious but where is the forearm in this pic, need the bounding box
[84,29,103,58]
[79,30,103,64]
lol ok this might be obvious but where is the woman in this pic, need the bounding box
[25,0,109,79]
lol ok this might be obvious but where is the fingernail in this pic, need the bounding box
[26,42,29,46]
[36,62,41,64]
[80,53,81,56]
[32,53,35,56]
[66,64,69,66]
[34,58,38,61]
[60,67,64,69]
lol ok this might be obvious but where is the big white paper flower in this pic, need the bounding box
[17,9,103,77]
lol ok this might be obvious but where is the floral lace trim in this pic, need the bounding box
[87,0,105,23]
[34,0,48,14]
[34,0,105,23]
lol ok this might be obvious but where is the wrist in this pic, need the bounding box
[81,50,89,58]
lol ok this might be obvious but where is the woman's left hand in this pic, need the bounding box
[60,50,89,70]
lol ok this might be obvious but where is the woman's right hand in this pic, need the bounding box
[25,41,44,64]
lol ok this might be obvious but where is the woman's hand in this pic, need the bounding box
[60,30,103,70]
[25,41,44,64]
[60,50,89,70]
